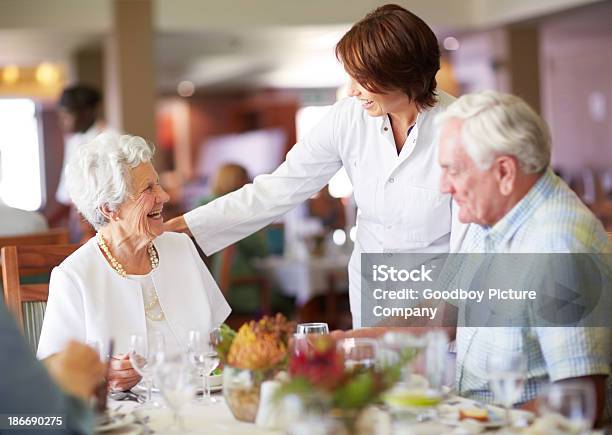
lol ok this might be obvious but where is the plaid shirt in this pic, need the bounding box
[454,168,611,414]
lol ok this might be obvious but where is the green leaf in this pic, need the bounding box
[216,323,236,361]
[333,373,374,409]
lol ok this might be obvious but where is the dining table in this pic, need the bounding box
[101,391,606,435]
[253,253,350,306]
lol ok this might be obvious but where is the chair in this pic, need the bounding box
[218,244,272,330]
[1,244,79,350]
[0,228,69,280]
[608,232,612,242]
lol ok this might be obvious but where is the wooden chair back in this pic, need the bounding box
[0,228,69,279]
[1,244,78,330]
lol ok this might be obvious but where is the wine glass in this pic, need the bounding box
[155,354,196,434]
[294,322,329,356]
[187,329,220,404]
[539,381,596,434]
[337,338,378,372]
[487,352,527,427]
[129,332,165,406]
[296,322,329,335]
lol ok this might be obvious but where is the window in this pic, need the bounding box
[0,99,44,211]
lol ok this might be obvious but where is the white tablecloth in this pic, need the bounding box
[105,394,605,435]
[106,397,282,435]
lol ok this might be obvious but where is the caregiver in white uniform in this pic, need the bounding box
[165,4,465,327]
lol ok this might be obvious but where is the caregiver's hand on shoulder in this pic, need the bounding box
[163,215,192,237]
[109,353,141,392]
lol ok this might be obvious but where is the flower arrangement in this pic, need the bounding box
[217,314,295,422]
[217,313,295,370]
[275,335,417,429]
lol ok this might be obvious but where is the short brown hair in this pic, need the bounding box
[336,4,440,110]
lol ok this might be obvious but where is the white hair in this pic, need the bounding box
[437,90,551,174]
[66,134,155,230]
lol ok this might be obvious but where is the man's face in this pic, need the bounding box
[438,119,505,226]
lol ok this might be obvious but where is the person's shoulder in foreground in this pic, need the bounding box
[0,300,94,434]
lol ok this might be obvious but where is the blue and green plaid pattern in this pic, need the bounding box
[454,168,611,415]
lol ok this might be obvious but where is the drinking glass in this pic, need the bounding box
[129,332,165,405]
[294,323,329,356]
[296,322,329,335]
[539,381,596,434]
[487,352,527,427]
[337,338,378,372]
[155,354,196,434]
[187,329,220,404]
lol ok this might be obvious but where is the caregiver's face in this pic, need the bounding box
[117,162,170,240]
[347,76,409,117]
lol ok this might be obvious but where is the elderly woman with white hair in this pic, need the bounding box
[37,134,231,391]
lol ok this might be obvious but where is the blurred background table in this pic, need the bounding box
[254,253,351,328]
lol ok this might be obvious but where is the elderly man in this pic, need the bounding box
[339,91,610,422]
[437,90,610,420]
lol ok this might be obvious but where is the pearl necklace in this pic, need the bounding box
[96,233,164,321]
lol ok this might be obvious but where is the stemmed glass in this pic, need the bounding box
[539,381,596,434]
[337,338,379,372]
[129,332,165,406]
[487,352,527,428]
[294,322,329,356]
[296,322,329,335]
[187,329,220,404]
[155,353,196,434]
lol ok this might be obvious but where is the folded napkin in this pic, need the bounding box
[255,380,282,429]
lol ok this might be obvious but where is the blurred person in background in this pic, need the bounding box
[48,84,117,242]
[37,134,230,391]
[199,163,293,316]
[165,4,466,328]
[0,299,104,435]
[0,150,48,236]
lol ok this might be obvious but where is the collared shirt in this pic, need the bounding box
[454,168,611,415]
[185,91,467,327]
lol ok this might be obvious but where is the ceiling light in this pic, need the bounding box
[443,37,460,51]
[2,65,19,84]
[177,80,195,97]
[35,63,59,85]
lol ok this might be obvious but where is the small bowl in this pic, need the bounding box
[206,373,223,390]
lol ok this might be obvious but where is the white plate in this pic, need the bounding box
[95,411,136,432]
[438,406,534,429]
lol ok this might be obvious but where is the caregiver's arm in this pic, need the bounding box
[164,103,346,256]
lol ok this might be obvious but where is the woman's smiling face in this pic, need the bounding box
[346,76,411,117]
[115,162,170,241]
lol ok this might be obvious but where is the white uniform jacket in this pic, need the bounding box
[185,92,466,327]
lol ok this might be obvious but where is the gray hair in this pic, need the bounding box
[66,134,155,230]
[437,90,551,174]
